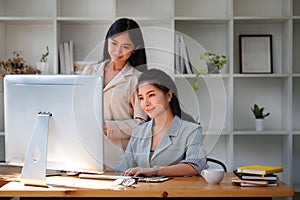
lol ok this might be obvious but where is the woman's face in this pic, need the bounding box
[138,82,172,119]
[108,32,137,65]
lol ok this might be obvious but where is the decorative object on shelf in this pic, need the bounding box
[40,46,49,63]
[191,52,227,92]
[74,61,98,75]
[251,104,270,131]
[36,46,49,74]
[239,34,273,74]
[200,51,227,74]
[0,51,41,77]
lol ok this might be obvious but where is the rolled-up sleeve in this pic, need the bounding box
[179,126,209,174]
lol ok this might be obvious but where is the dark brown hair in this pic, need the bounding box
[102,18,147,71]
[137,68,181,118]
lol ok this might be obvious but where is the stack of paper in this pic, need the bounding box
[232,165,283,187]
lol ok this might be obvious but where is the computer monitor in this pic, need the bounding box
[4,75,104,184]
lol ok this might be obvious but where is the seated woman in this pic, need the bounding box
[115,68,208,177]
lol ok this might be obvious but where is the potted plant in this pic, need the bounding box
[191,52,227,92]
[36,46,49,74]
[200,51,227,74]
[251,104,270,131]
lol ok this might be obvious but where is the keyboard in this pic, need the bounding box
[79,174,134,180]
[79,173,171,182]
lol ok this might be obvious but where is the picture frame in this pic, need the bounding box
[239,34,273,74]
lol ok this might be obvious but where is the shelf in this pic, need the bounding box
[2,23,55,71]
[175,20,229,74]
[176,77,229,131]
[293,78,300,131]
[0,17,54,23]
[294,0,300,16]
[116,0,173,19]
[233,74,290,78]
[233,16,289,22]
[203,129,231,136]
[293,19,300,73]
[174,74,231,79]
[174,0,230,18]
[293,135,300,188]
[0,0,55,17]
[234,78,288,131]
[58,22,109,63]
[203,134,230,170]
[293,131,300,135]
[233,0,290,17]
[174,17,230,22]
[234,130,289,135]
[233,135,285,168]
[234,20,290,74]
[56,18,113,23]
[294,185,300,193]
[57,0,114,18]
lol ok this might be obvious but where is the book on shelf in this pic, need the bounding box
[233,170,278,181]
[58,42,65,74]
[69,40,74,74]
[237,165,283,176]
[174,34,181,74]
[179,35,193,74]
[174,34,193,74]
[59,40,74,74]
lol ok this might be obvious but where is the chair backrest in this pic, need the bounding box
[206,157,227,172]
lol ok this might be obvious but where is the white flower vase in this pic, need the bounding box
[36,62,49,74]
[255,119,264,131]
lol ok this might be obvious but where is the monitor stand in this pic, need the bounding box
[20,112,52,187]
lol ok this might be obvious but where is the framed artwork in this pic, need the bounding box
[239,34,273,74]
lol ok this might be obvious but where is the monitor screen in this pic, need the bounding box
[4,75,104,174]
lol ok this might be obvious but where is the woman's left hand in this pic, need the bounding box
[121,167,154,177]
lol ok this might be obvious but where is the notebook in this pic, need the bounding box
[233,169,278,181]
[231,177,276,186]
[237,165,283,176]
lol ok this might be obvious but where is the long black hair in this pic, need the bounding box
[137,68,181,118]
[102,18,147,70]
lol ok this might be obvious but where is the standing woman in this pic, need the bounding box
[82,18,148,170]
[116,68,208,177]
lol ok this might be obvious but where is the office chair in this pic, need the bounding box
[207,157,227,172]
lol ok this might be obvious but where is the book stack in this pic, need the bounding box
[232,165,283,187]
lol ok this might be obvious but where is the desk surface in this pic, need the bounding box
[0,165,294,198]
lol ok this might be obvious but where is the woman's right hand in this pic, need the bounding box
[122,167,155,177]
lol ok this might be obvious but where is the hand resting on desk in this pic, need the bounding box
[121,167,154,177]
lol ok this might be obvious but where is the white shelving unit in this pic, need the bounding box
[0,0,299,196]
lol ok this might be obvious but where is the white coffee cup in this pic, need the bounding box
[201,168,225,184]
